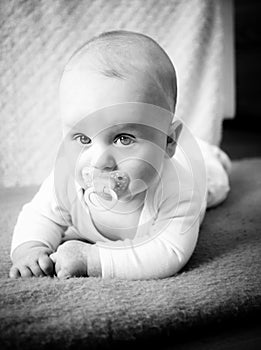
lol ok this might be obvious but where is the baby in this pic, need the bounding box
[9,31,230,280]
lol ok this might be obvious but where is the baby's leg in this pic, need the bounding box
[197,138,231,208]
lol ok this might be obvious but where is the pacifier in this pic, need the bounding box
[82,167,130,209]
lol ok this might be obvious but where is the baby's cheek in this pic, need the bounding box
[62,146,88,188]
[63,142,80,169]
[75,159,89,188]
[130,160,159,188]
[141,142,165,166]
[138,146,164,175]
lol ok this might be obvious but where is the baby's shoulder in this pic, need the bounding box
[161,157,193,192]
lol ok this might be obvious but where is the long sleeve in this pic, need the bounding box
[11,172,72,257]
[87,159,206,280]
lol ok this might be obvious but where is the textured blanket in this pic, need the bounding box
[0,159,261,349]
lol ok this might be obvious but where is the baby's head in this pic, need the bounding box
[60,30,177,115]
[59,31,182,202]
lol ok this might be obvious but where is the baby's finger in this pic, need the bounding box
[57,269,71,279]
[49,252,56,263]
[29,263,45,277]
[9,266,21,279]
[39,255,54,276]
[19,266,33,278]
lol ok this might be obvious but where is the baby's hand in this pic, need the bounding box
[9,241,54,278]
[50,240,89,279]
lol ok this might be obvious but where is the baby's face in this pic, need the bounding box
[60,70,174,200]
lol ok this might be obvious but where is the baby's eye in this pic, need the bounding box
[73,134,91,145]
[114,134,135,146]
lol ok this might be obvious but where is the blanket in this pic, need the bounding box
[0,159,260,349]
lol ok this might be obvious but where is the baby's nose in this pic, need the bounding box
[91,147,116,171]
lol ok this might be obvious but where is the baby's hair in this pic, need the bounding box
[64,30,177,112]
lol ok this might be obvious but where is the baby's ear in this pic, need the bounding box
[165,120,183,158]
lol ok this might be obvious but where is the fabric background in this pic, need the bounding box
[0,0,234,187]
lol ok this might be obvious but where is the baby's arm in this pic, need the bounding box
[89,188,202,280]
[9,172,71,278]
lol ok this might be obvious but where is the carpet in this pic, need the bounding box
[0,159,260,349]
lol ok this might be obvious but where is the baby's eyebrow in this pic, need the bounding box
[112,123,143,135]
[65,122,146,137]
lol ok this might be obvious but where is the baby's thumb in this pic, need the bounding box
[49,252,57,263]
[57,269,71,279]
